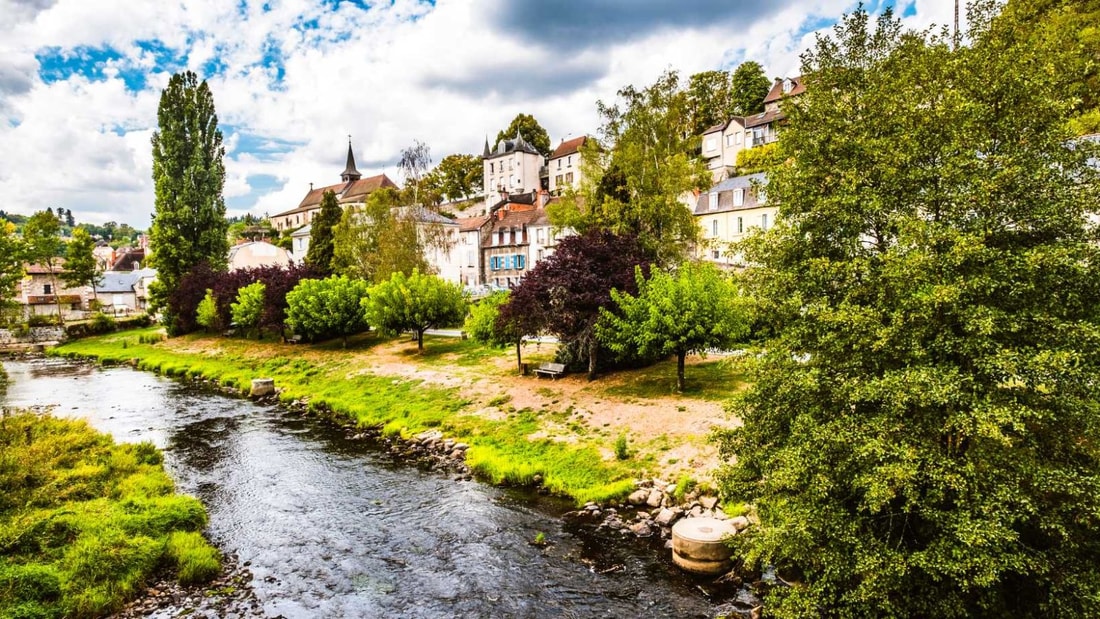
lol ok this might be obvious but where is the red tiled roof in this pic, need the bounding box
[273,173,399,218]
[23,260,66,275]
[763,76,805,104]
[457,215,488,232]
[550,136,587,160]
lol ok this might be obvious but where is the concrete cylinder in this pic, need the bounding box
[250,378,275,398]
[672,517,736,575]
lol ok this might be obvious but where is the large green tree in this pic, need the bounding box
[598,261,750,392]
[685,69,733,135]
[305,190,341,274]
[716,6,1100,617]
[729,60,770,116]
[149,70,228,333]
[495,113,551,158]
[363,269,466,353]
[22,210,66,324]
[549,70,709,265]
[0,221,24,312]
[332,187,429,283]
[423,153,483,203]
[61,227,102,306]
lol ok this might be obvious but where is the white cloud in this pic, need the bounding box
[0,0,952,226]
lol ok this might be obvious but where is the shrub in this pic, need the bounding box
[614,434,630,460]
[285,275,370,347]
[230,282,265,338]
[195,289,216,332]
[90,312,116,334]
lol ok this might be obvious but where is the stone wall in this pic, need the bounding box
[0,327,67,346]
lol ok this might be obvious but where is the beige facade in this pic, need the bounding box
[483,134,544,210]
[694,173,775,266]
[548,136,587,194]
[701,118,748,182]
[18,263,89,318]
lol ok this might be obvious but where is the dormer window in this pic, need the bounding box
[708,192,718,210]
[782,78,792,93]
[734,188,745,206]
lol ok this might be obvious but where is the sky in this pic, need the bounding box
[0,0,956,228]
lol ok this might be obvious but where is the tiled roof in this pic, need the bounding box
[485,132,542,159]
[481,207,547,248]
[23,260,66,275]
[274,173,399,218]
[763,76,805,104]
[694,173,769,215]
[457,215,488,232]
[744,108,785,129]
[550,136,586,160]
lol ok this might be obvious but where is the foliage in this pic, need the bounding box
[165,531,220,584]
[0,220,24,309]
[685,69,734,135]
[613,434,630,460]
[398,140,433,206]
[735,141,782,174]
[550,70,709,265]
[715,6,1100,617]
[305,190,341,274]
[598,261,751,392]
[149,70,229,333]
[196,289,216,331]
[364,269,466,352]
[332,187,429,283]
[230,281,265,338]
[502,230,651,378]
[464,290,531,373]
[0,411,217,618]
[61,227,102,304]
[174,263,320,337]
[729,60,771,116]
[423,153,483,202]
[495,113,551,157]
[22,211,66,324]
[89,312,116,334]
[285,275,370,346]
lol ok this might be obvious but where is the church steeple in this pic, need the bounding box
[483,136,490,158]
[341,137,362,182]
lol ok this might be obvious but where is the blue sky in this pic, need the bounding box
[0,0,950,227]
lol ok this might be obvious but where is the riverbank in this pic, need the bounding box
[52,327,748,507]
[0,409,221,618]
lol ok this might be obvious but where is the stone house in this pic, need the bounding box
[548,136,588,194]
[456,215,488,288]
[18,261,89,319]
[94,269,155,314]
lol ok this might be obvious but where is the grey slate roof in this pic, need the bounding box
[94,271,142,294]
[695,173,769,215]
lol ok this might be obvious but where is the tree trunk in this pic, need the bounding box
[587,336,597,381]
[677,351,687,393]
[342,334,348,348]
[515,339,523,374]
[417,329,425,353]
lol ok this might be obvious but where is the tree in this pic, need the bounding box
[62,227,102,306]
[686,69,732,135]
[424,153,483,203]
[464,290,533,372]
[729,60,770,116]
[305,190,340,274]
[0,221,24,312]
[63,208,75,228]
[230,281,265,339]
[364,269,466,353]
[503,230,651,379]
[398,140,432,207]
[715,6,1100,617]
[22,210,66,324]
[495,113,551,158]
[549,70,709,265]
[196,289,216,332]
[285,275,370,347]
[598,261,750,392]
[149,70,229,334]
[332,187,429,283]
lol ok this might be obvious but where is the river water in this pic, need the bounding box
[2,358,752,618]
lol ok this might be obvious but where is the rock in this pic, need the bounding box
[713,509,728,520]
[730,516,750,532]
[654,508,677,526]
[454,442,469,451]
[700,496,719,509]
[690,505,703,517]
[249,378,275,398]
[628,489,649,505]
[630,521,654,537]
[646,488,663,508]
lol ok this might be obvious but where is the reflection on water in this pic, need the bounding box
[3,358,744,618]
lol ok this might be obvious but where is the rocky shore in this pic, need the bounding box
[108,552,270,619]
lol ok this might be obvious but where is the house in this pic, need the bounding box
[272,141,399,232]
[701,117,749,182]
[290,224,312,262]
[94,269,155,314]
[92,241,115,271]
[482,132,544,211]
[111,247,145,271]
[694,173,773,266]
[399,206,462,284]
[228,240,293,271]
[476,190,573,289]
[456,215,487,287]
[548,136,588,194]
[17,261,88,319]
[744,76,804,150]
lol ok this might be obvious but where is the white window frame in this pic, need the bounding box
[708,192,718,210]
[733,188,744,206]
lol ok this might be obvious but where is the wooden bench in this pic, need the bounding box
[287,334,303,344]
[534,362,566,379]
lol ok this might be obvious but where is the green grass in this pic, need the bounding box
[597,357,749,401]
[52,328,645,506]
[0,411,219,619]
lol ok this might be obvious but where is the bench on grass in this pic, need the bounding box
[534,362,566,379]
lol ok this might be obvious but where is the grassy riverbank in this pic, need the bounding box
[53,328,745,505]
[0,410,219,619]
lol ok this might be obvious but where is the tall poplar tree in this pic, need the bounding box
[61,226,102,306]
[149,70,228,333]
[305,189,341,275]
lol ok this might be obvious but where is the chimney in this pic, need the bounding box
[310,182,314,191]
[499,189,508,203]
[539,189,549,208]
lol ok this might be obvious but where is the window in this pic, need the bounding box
[555,174,563,186]
[737,217,743,234]
[735,132,742,145]
[726,134,736,147]
[44,284,52,295]
[537,249,544,261]
[705,137,717,152]
[497,230,504,245]
[708,192,718,210]
[782,78,792,93]
[761,213,769,229]
[712,250,720,260]
[758,188,767,204]
[557,158,561,169]
[565,172,573,184]
[467,251,475,267]
[537,228,545,243]
[567,155,572,167]
[712,219,718,236]
[733,188,744,206]
[517,254,526,269]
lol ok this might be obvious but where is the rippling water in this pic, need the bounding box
[3,358,751,618]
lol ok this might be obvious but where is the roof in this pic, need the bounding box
[23,260,66,275]
[94,271,142,294]
[111,248,145,271]
[763,76,806,104]
[274,173,399,218]
[227,241,292,271]
[481,206,548,248]
[290,224,312,238]
[341,141,362,181]
[457,215,488,232]
[485,131,542,160]
[703,117,748,136]
[695,173,769,215]
[744,108,786,129]
[401,206,458,226]
[550,136,587,160]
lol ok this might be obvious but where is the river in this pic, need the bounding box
[2,358,755,618]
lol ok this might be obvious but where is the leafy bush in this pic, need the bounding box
[89,312,116,334]
[230,282,265,338]
[195,289,216,332]
[364,269,466,353]
[285,275,370,346]
[614,434,630,460]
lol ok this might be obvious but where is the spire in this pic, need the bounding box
[341,136,362,182]
[483,136,490,157]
